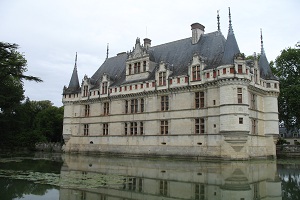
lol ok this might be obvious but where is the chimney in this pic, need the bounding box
[191,23,205,44]
[144,38,151,49]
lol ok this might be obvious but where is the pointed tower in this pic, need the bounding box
[221,7,240,65]
[258,29,277,80]
[217,10,221,32]
[67,52,80,91]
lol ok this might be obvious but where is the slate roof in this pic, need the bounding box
[90,31,226,87]
[64,59,80,94]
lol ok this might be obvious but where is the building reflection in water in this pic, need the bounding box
[59,155,282,200]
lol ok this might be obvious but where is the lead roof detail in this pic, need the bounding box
[64,53,80,94]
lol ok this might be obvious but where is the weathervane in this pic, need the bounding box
[217,10,220,32]
[106,43,109,60]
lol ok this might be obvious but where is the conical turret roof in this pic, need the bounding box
[258,30,277,80]
[64,53,80,94]
[221,8,240,65]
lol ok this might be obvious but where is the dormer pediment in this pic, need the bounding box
[128,38,149,60]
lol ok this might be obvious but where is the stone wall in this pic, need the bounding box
[276,145,300,157]
[35,142,62,152]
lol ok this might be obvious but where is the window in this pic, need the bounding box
[137,62,141,73]
[238,64,242,73]
[135,85,138,89]
[195,92,205,108]
[103,123,108,135]
[252,119,257,135]
[250,93,256,110]
[230,67,235,74]
[102,82,108,94]
[159,72,166,86]
[140,98,144,112]
[160,121,168,135]
[152,82,155,87]
[125,100,129,113]
[223,68,226,74]
[131,99,138,113]
[140,122,144,135]
[146,83,149,88]
[213,100,216,105]
[84,105,90,117]
[159,180,168,196]
[124,123,128,135]
[134,63,137,74]
[84,124,89,136]
[266,83,271,88]
[129,64,132,75]
[213,70,216,78]
[177,78,180,83]
[103,102,109,115]
[192,65,201,81]
[195,118,205,134]
[237,88,243,104]
[119,87,122,92]
[130,122,137,135]
[143,61,146,72]
[141,84,144,88]
[274,83,277,88]
[195,184,205,200]
[161,96,169,111]
[206,73,210,78]
[185,77,188,83]
[169,79,173,84]
[239,117,243,124]
[83,85,88,97]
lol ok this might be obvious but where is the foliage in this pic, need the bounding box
[277,138,288,145]
[272,45,300,133]
[0,42,63,149]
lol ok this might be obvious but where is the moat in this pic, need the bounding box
[0,153,299,200]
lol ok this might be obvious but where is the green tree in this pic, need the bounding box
[272,44,300,133]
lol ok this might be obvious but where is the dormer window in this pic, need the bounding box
[83,85,88,97]
[143,61,146,72]
[192,65,201,81]
[137,62,141,73]
[129,64,132,75]
[102,82,108,94]
[159,72,166,86]
[134,63,137,74]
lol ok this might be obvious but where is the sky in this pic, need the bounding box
[0,0,299,107]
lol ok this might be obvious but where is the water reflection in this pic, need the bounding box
[60,155,282,200]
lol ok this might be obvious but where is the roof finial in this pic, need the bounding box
[106,43,109,60]
[228,7,233,34]
[217,10,220,32]
[75,52,77,68]
[260,28,265,54]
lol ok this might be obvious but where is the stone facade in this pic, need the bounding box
[62,10,279,160]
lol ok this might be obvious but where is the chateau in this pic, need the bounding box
[62,10,279,160]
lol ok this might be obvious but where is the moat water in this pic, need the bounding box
[0,153,299,200]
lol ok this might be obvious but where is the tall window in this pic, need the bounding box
[195,92,205,108]
[195,184,205,200]
[252,119,257,135]
[102,82,108,94]
[140,122,144,135]
[160,121,168,135]
[84,105,90,117]
[254,69,258,83]
[195,118,205,134]
[103,123,108,135]
[130,122,137,135]
[140,98,144,112]
[159,180,168,196]
[128,64,132,75]
[161,96,169,111]
[84,124,89,136]
[134,63,137,74]
[131,99,138,113]
[124,123,128,135]
[159,72,166,86]
[223,68,226,74]
[83,85,88,97]
[192,65,201,81]
[103,102,109,115]
[143,61,146,72]
[237,88,243,103]
[238,64,243,74]
[137,62,141,73]
[250,93,257,109]
[125,100,129,114]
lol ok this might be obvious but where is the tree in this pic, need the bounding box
[272,44,300,132]
[0,42,42,113]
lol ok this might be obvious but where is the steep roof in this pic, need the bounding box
[91,31,226,87]
[64,53,80,94]
[258,30,277,80]
[221,8,240,65]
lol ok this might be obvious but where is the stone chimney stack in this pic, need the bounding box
[144,38,151,49]
[191,23,205,44]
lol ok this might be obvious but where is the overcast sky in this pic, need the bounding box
[0,0,299,106]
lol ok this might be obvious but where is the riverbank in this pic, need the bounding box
[277,145,300,158]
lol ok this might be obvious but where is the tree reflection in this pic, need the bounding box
[279,163,300,200]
